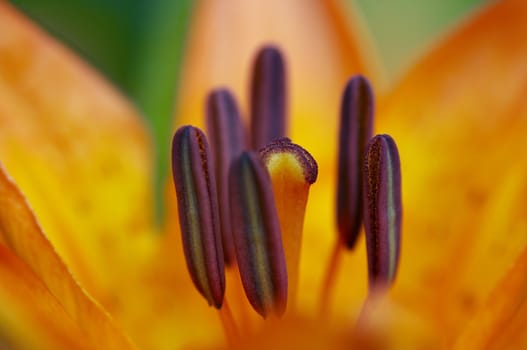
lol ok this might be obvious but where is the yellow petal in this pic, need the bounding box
[0,163,137,349]
[127,207,225,349]
[0,0,156,301]
[378,0,527,338]
[0,243,90,350]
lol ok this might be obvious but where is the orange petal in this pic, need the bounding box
[485,282,527,349]
[0,1,156,301]
[230,298,438,350]
[378,0,527,334]
[0,164,137,349]
[232,313,383,350]
[437,162,527,342]
[0,243,90,350]
[452,242,527,349]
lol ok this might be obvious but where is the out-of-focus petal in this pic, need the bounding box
[231,313,383,350]
[379,0,527,339]
[0,243,91,350]
[485,274,527,349]
[229,296,440,350]
[452,240,527,349]
[0,164,137,349]
[0,1,156,303]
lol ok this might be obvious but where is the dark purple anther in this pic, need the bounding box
[229,151,288,318]
[171,126,225,308]
[363,134,402,290]
[206,89,246,265]
[250,45,287,150]
[336,75,374,249]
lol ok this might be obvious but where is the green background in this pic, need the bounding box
[10,0,490,219]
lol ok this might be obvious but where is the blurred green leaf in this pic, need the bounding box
[11,0,145,93]
[131,0,193,223]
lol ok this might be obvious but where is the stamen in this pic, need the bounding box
[250,45,287,150]
[218,298,239,346]
[318,241,343,319]
[363,134,402,291]
[229,151,288,318]
[171,126,225,308]
[320,76,374,318]
[260,138,317,304]
[206,88,246,265]
[337,75,374,249]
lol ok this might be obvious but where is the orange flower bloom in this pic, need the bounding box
[0,0,526,349]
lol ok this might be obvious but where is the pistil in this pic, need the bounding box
[260,138,318,306]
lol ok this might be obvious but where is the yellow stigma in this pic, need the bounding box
[265,153,307,185]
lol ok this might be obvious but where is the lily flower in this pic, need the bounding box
[0,0,526,349]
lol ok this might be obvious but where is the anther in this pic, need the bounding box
[229,151,288,318]
[260,138,317,302]
[336,75,374,249]
[171,126,225,308]
[250,45,287,150]
[206,88,246,265]
[363,134,402,290]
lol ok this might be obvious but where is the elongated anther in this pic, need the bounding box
[337,75,374,249]
[229,151,288,318]
[206,88,246,265]
[363,134,402,290]
[250,45,287,150]
[260,138,317,303]
[171,126,225,308]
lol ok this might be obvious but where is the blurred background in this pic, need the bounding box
[10,0,490,217]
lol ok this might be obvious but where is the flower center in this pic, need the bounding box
[171,45,402,342]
